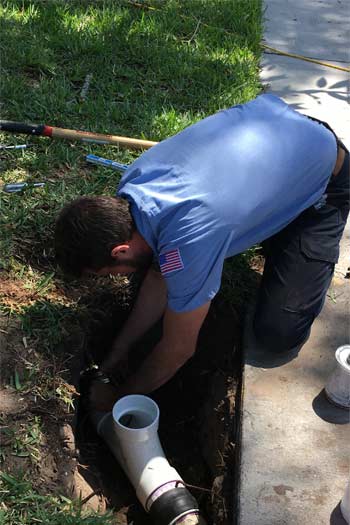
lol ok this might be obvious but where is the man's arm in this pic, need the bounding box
[116,301,211,396]
[91,302,211,411]
[102,267,167,371]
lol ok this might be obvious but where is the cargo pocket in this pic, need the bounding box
[299,204,343,264]
[283,204,342,315]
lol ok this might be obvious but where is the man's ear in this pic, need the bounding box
[111,244,130,259]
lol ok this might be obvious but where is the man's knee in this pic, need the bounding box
[253,309,311,353]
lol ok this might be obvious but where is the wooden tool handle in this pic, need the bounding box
[0,120,158,150]
[51,126,157,150]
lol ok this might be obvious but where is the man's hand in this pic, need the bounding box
[89,361,130,412]
[89,380,120,412]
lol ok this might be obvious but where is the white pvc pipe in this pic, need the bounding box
[111,395,184,510]
[325,345,350,408]
[341,479,350,524]
[93,395,204,524]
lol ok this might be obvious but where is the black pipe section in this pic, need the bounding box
[149,487,200,525]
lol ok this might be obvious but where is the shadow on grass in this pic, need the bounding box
[1,0,262,277]
[1,0,262,139]
[1,0,262,279]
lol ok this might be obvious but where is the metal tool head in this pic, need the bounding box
[3,182,45,193]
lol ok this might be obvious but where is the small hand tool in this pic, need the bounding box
[86,154,129,172]
[3,182,46,193]
[0,144,32,150]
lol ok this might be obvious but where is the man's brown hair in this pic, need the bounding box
[54,196,134,277]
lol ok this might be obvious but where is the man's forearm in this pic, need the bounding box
[118,338,194,396]
[97,304,210,410]
[113,268,167,348]
[116,303,211,396]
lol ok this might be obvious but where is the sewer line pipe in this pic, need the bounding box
[90,394,206,525]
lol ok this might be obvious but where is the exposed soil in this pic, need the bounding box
[0,260,262,524]
[76,292,241,524]
[0,321,80,500]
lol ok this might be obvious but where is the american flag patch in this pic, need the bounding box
[159,248,184,275]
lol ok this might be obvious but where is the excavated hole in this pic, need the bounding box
[75,288,242,525]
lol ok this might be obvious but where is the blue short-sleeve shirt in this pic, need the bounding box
[117,95,337,312]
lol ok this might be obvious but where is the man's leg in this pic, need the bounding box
[254,151,349,354]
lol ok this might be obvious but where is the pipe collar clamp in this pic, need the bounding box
[149,487,201,525]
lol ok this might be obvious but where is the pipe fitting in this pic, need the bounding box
[148,486,200,525]
[325,345,350,408]
[92,395,206,525]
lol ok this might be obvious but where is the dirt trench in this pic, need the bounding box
[0,266,259,524]
[74,288,243,525]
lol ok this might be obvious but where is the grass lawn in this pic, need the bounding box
[0,0,262,522]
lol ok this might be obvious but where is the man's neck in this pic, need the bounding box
[131,230,153,255]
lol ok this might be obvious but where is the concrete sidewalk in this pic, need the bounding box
[260,0,349,279]
[239,285,349,524]
[260,0,349,149]
[238,1,350,524]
